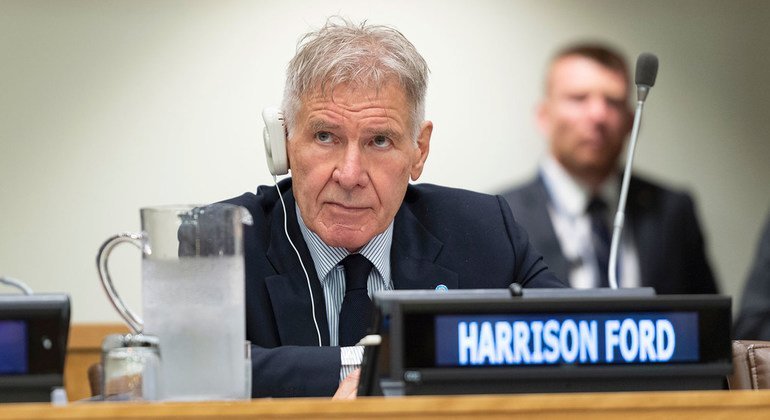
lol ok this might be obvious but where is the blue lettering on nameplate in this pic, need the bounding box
[435,313,699,366]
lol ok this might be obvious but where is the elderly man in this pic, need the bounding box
[500,43,717,294]
[224,18,564,398]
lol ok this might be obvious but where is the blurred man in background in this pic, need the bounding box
[500,43,718,294]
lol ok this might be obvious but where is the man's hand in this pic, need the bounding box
[332,368,360,400]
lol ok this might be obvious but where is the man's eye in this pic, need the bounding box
[608,98,626,110]
[315,132,333,143]
[372,136,392,148]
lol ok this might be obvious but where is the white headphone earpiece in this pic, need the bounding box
[262,107,289,176]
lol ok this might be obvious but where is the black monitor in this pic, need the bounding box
[359,289,732,396]
[0,294,70,403]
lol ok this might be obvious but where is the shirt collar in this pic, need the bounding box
[540,155,620,216]
[296,204,393,284]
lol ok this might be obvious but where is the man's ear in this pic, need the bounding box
[410,121,432,181]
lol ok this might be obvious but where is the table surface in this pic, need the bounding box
[2,389,770,420]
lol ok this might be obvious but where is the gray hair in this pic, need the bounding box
[282,17,430,141]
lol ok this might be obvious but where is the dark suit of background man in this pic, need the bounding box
[222,18,564,399]
[734,212,770,340]
[500,43,718,294]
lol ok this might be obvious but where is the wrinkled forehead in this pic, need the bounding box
[295,80,414,126]
[302,76,412,107]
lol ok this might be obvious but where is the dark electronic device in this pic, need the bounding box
[0,294,70,403]
[359,288,731,396]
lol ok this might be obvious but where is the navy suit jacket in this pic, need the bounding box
[500,174,718,294]
[223,178,565,397]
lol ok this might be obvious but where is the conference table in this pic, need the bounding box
[2,390,770,419]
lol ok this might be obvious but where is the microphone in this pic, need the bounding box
[635,53,659,102]
[607,53,659,289]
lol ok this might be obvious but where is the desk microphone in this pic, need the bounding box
[608,53,658,289]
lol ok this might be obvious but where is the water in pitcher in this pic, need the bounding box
[142,256,245,400]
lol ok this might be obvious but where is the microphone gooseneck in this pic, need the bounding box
[607,53,659,289]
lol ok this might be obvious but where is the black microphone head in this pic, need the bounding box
[635,53,659,88]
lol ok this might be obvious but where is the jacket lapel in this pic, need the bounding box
[627,177,660,289]
[265,186,330,346]
[527,176,571,281]
[390,204,459,290]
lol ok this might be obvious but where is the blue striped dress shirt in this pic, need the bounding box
[296,206,394,380]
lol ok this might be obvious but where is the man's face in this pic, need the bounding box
[287,81,431,252]
[538,55,632,184]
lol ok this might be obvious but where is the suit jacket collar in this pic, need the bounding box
[527,175,572,282]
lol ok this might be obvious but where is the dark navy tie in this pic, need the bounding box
[338,253,374,347]
[587,196,611,288]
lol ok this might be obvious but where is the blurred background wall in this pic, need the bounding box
[1,0,768,323]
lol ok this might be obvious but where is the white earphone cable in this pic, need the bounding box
[273,176,323,347]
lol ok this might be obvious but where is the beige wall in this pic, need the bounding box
[1,0,769,322]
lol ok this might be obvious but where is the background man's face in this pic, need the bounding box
[287,81,431,251]
[538,55,632,184]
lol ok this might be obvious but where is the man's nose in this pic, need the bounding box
[332,142,368,189]
[587,98,610,122]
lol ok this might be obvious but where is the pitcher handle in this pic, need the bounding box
[96,233,145,334]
